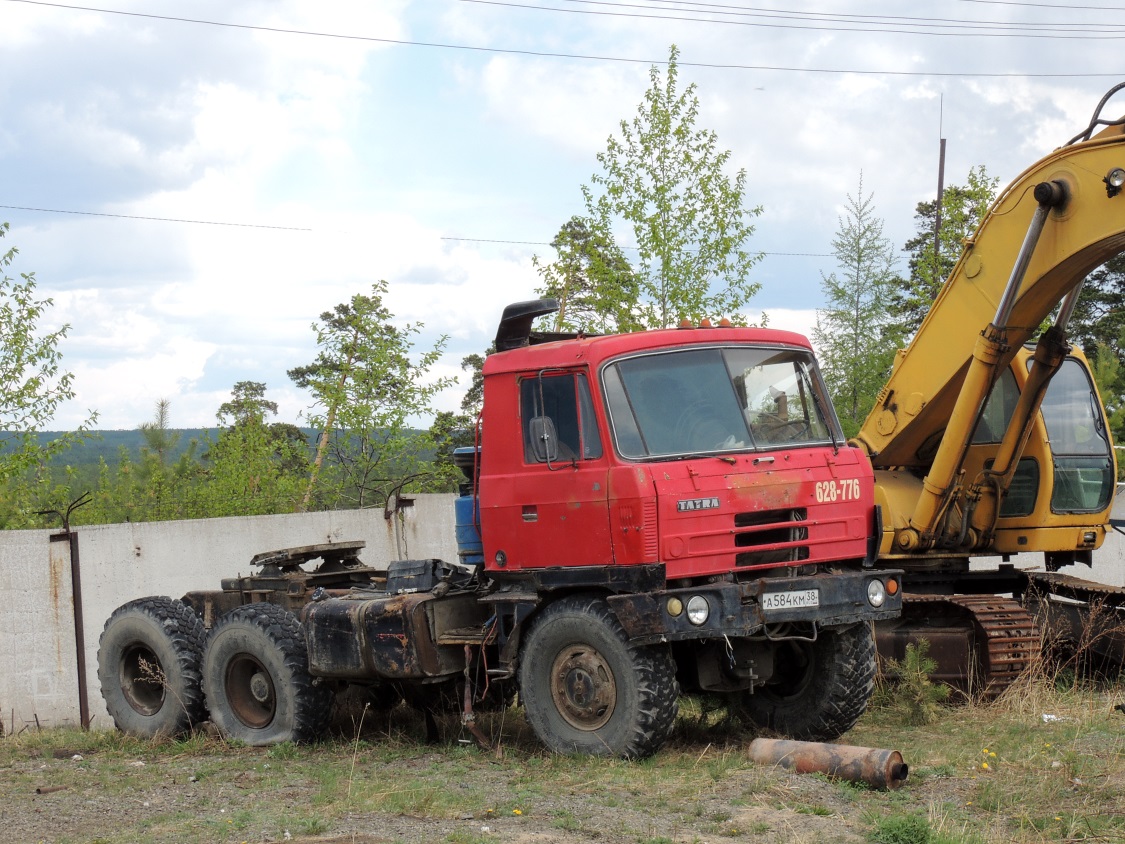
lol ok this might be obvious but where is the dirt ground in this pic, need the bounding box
[3,692,1121,844]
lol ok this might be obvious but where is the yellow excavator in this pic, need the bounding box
[859,83,1124,695]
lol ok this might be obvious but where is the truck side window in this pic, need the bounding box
[520,373,602,464]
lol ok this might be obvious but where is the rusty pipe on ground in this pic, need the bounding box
[748,738,909,790]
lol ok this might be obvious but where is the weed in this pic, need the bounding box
[552,810,581,831]
[296,816,329,835]
[867,811,931,844]
[266,742,300,761]
[444,832,491,844]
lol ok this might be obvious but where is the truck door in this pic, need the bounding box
[486,370,611,570]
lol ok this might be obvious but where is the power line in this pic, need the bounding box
[462,0,1125,37]
[0,204,312,231]
[0,208,832,254]
[5,0,1123,77]
[956,0,1125,11]
[634,0,1122,29]
[643,0,1125,19]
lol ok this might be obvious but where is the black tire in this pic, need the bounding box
[518,595,679,759]
[97,597,207,738]
[735,623,876,741]
[202,603,331,745]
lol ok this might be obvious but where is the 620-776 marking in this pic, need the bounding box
[814,478,862,503]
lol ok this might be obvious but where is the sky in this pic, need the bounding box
[1,0,1123,430]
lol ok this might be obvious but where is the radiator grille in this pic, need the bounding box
[734,508,809,567]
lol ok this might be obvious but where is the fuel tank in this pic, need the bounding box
[303,590,486,681]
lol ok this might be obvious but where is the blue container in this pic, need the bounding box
[455,493,484,565]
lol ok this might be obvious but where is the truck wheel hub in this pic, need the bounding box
[250,672,271,704]
[226,655,276,728]
[550,646,616,731]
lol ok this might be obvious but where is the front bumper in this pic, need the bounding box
[607,569,902,646]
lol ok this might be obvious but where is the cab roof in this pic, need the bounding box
[483,322,815,377]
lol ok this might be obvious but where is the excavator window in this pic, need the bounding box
[972,369,1019,445]
[1037,358,1115,513]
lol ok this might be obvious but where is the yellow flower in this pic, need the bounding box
[988,751,997,758]
[981,762,990,770]
[1055,817,1062,821]
[982,748,989,754]
[513,809,523,816]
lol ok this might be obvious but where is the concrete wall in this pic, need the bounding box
[0,495,458,734]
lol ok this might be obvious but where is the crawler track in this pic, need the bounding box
[877,594,1039,699]
[944,595,1039,697]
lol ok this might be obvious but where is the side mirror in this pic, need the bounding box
[528,416,559,463]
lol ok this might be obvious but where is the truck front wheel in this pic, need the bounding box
[97,597,207,737]
[519,595,678,759]
[203,603,331,745]
[734,622,875,741]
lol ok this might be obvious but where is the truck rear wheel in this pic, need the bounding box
[519,595,678,759]
[203,603,331,745]
[735,622,875,741]
[97,597,207,738]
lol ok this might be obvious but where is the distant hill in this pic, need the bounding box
[35,429,221,468]
[34,428,318,469]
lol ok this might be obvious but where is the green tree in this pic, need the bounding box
[138,399,181,468]
[892,165,999,338]
[188,420,306,517]
[288,280,454,510]
[1089,334,1124,479]
[427,350,492,492]
[76,385,309,524]
[1071,254,1124,371]
[0,222,96,484]
[533,217,640,333]
[813,177,903,437]
[218,380,279,426]
[215,381,308,473]
[583,44,762,329]
[132,399,198,520]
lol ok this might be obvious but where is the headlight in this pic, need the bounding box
[686,595,710,626]
[867,579,887,608]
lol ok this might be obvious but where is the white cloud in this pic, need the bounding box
[6,1,1124,434]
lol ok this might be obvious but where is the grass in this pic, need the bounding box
[3,673,1123,844]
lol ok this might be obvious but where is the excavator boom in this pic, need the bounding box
[855,102,1122,555]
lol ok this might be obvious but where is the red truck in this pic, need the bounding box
[98,298,902,758]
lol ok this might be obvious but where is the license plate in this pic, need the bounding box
[761,589,820,611]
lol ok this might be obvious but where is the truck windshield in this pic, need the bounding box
[602,346,839,459]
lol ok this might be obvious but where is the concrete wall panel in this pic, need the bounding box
[0,496,458,733]
[1,488,1121,735]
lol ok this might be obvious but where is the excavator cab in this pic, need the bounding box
[966,346,1116,557]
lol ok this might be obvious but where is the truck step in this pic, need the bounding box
[437,625,497,646]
